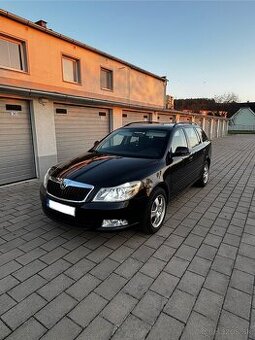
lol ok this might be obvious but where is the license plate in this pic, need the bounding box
[47,199,75,217]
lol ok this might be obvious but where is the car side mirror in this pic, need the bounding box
[166,151,173,165]
[88,140,100,152]
[172,146,190,157]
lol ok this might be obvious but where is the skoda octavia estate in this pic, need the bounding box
[41,122,211,233]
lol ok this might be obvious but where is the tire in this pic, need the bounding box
[140,187,167,234]
[196,161,209,187]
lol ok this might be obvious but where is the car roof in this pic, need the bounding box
[121,122,200,130]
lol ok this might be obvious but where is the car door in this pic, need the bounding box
[183,126,205,182]
[164,128,191,195]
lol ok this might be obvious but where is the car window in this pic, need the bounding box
[185,127,200,148]
[171,129,188,153]
[96,128,170,159]
[130,136,139,144]
[195,127,208,142]
[100,134,125,149]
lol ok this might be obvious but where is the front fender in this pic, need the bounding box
[141,170,170,199]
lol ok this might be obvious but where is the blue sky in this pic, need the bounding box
[1,1,255,101]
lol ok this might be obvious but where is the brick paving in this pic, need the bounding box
[0,134,255,339]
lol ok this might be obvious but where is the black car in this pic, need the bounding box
[41,122,211,233]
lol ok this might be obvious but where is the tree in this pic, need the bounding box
[174,93,240,118]
[214,92,239,117]
[174,98,216,112]
[214,92,239,104]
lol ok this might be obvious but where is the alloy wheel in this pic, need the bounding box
[150,194,166,229]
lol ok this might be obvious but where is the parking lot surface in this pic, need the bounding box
[0,134,255,340]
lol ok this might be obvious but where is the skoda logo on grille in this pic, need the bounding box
[60,179,67,190]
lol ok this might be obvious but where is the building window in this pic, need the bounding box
[101,67,113,90]
[62,56,80,83]
[0,35,27,71]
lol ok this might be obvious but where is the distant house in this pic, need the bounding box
[229,107,255,132]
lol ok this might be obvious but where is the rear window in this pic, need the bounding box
[195,127,208,142]
[184,127,200,148]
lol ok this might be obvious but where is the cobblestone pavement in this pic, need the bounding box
[0,135,255,340]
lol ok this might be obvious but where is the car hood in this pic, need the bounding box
[51,152,162,187]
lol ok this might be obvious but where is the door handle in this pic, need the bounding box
[188,155,194,161]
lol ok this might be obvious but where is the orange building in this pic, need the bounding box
[0,9,228,186]
[0,9,169,185]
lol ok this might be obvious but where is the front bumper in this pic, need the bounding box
[40,185,148,230]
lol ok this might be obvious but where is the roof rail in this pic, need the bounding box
[123,121,199,128]
[123,121,160,127]
[172,121,198,127]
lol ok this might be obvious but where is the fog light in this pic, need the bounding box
[102,219,128,228]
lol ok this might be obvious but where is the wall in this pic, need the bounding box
[0,16,165,109]
[31,99,57,178]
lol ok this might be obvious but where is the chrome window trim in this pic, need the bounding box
[46,177,94,203]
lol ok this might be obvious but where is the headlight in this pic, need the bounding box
[43,168,51,188]
[93,181,141,202]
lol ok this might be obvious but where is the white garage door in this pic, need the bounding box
[195,117,203,126]
[219,120,224,137]
[204,119,211,137]
[212,120,218,139]
[180,115,191,123]
[157,114,174,123]
[54,104,110,162]
[0,98,36,185]
[122,111,150,126]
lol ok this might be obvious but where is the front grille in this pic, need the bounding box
[47,179,92,202]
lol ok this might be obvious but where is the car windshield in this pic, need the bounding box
[94,128,170,159]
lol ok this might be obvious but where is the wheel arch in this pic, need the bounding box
[153,182,170,202]
[205,156,211,167]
